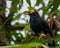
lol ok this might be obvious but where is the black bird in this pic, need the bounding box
[24,9,55,46]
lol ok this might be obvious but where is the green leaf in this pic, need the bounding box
[26,0,31,6]
[19,0,23,9]
[15,0,23,12]
[11,30,24,44]
[24,22,30,34]
[28,7,34,10]
[11,0,20,6]
[13,14,21,21]
[10,0,23,13]
[43,6,47,15]
[54,9,60,16]
[35,0,42,6]
[10,0,19,3]
[47,0,53,9]
[47,0,60,14]
[50,3,59,14]
[2,42,48,48]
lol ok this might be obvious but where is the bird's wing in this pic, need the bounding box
[38,17,55,46]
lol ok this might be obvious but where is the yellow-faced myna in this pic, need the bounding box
[24,9,55,46]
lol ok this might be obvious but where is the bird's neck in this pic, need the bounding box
[30,15,40,23]
[30,12,40,20]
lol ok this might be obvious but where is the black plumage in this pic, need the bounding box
[29,10,53,37]
[24,10,55,46]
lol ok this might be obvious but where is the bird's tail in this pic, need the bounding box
[46,33,55,46]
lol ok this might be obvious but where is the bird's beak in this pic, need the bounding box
[24,11,29,16]
[24,9,35,16]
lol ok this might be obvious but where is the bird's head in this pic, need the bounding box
[24,9,36,15]
[24,9,39,17]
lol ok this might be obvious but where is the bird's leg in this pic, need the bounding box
[39,34,46,39]
[38,32,46,39]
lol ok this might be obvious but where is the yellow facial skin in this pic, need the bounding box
[29,9,35,14]
[24,9,35,15]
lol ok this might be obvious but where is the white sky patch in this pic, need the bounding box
[16,30,20,34]
[35,3,43,10]
[18,34,21,37]
[10,41,15,45]
[20,31,26,37]
[11,20,19,25]
[35,6,39,10]
[29,32,32,35]
[6,0,12,8]
[30,0,36,7]
[48,9,51,13]
[11,21,16,25]
[57,40,60,47]
[5,0,12,17]
[19,0,29,13]
[20,14,25,18]
[53,15,56,19]
[13,14,17,18]
[47,19,49,22]
[43,0,49,6]
[39,10,43,17]
[5,8,10,17]
[12,35,16,40]
[57,31,60,34]
[17,4,19,7]
[51,6,53,8]
[39,3,43,8]
[25,15,30,21]
[44,15,48,20]
[58,5,60,10]
[19,19,26,24]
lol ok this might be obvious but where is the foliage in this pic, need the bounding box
[9,0,60,47]
[0,0,60,47]
[35,0,42,6]
[0,35,59,48]
[47,0,60,14]
[0,42,48,48]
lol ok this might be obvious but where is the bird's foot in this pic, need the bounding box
[38,34,46,39]
[44,41,56,46]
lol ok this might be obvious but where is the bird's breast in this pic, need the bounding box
[30,19,41,30]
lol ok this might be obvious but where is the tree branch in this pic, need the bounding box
[3,1,20,26]
[48,15,60,36]
[0,0,6,17]
[10,25,25,30]
[21,35,35,44]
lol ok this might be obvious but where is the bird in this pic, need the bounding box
[24,9,55,46]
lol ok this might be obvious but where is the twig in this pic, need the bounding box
[21,35,35,44]
[10,25,25,30]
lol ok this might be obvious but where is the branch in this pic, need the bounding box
[48,15,60,36]
[10,25,25,30]
[0,0,6,17]
[21,35,35,44]
[3,1,20,26]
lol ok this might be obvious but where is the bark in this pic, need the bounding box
[48,14,60,36]
[0,0,25,46]
[0,0,9,46]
